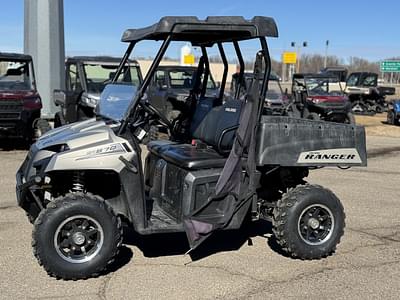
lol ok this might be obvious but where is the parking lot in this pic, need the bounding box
[0,118,399,299]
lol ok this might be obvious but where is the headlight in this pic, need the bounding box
[264,100,272,107]
[81,95,98,108]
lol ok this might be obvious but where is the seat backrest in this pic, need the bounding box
[193,99,243,152]
[190,96,217,134]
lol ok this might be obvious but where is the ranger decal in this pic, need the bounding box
[297,148,362,164]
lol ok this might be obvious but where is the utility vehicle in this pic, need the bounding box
[53,56,142,127]
[290,73,355,124]
[345,72,394,115]
[16,16,367,280]
[0,53,50,143]
[230,72,288,115]
[387,99,400,125]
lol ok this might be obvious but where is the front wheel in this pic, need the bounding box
[272,184,345,259]
[32,193,122,280]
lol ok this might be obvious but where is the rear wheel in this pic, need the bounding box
[345,112,356,124]
[351,101,367,115]
[307,112,320,121]
[54,112,63,128]
[30,119,51,144]
[272,184,345,259]
[32,193,122,280]
[387,110,395,125]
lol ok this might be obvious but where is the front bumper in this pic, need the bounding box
[0,109,40,138]
[308,101,351,114]
[16,146,51,216]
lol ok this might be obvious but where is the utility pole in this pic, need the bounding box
[292,41,307,73]
[324,40,329,68]
[24,0,65,119]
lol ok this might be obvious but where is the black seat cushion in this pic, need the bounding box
[147,140,177,155]
[158,144,226,169]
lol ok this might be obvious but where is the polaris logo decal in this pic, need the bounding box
[225,108,237,113]
[297,148,362,164]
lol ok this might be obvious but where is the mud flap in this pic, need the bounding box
[183,51,266,251]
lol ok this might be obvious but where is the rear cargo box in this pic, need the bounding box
[256,116,367,167]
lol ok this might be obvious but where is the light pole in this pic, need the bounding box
[291,41,307,73]
[324,40,329,68]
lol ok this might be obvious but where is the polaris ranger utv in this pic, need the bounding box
[16,16,367,280]
[290,73,355,124]
[0,53,50,143]
[53,56,142,127]
[345,72,395,115]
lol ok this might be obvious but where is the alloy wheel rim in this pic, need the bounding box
[297,204,335,246]
[54,215,104,264]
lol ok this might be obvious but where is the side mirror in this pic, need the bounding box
[54,89,66,107]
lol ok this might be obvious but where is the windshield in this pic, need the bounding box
[97,84,138,121]
[0,60,33,91]
[265,80,283,100]
[305,77,343,96]
[83,63,141,94]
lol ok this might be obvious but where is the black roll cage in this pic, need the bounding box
[116,30,273,135]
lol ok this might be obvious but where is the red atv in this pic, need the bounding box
[289,73,355,124]
[0,53,50,144]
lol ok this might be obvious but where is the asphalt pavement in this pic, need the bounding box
[0,135,399,300]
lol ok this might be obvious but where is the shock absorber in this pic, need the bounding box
[72,171,85,193]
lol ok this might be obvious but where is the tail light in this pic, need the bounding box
[23,97,42,109]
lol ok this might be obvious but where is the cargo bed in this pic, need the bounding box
[256,116,367,167]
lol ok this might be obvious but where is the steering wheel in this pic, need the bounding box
[139,100,172,129]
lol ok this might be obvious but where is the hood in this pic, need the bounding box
[0,90,39,100]
[34,118,113,151]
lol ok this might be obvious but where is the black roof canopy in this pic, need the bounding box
[0,52,32,61]
[121,16,278,45]
[293,73,339,79]
[66,56,139,65]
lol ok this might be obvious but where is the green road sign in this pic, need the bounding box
[380,61,400,72]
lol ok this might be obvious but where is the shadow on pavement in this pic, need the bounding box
[102,245,134,275]
[0,139,29,151]
[121,219,286,263]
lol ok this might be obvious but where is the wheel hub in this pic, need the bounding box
[308,218,320,230]
[72,232,86,245]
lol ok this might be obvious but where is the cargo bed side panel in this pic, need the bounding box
[256,116,367,167]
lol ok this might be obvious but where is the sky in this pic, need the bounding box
[1,0,400,63]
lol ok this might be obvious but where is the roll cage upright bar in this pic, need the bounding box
[217,43,228,104]
[233,41,245,99]
[200,46,210,98]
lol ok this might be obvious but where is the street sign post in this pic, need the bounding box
[380,61,400,72]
